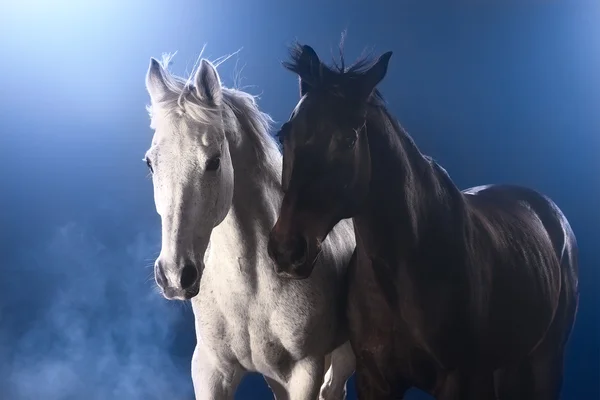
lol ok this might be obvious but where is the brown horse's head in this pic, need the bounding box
[268,43,392,278]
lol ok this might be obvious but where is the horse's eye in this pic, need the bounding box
[206,156,221,171]
[343,135,357,150]
[145,158,154,173]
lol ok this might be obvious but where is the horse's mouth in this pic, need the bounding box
[275,247,324,280]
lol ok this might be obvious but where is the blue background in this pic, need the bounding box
[1,0,598,398]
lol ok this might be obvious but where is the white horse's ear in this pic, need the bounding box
[146,58,171,103]
[194,59,222,105]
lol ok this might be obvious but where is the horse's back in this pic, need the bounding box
[463,184,578,365]
[464,184,578,286]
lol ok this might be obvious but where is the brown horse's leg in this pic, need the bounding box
[493,344,567,400]
[493,361,534,400]
[529,348,566,400]
[354,355,410,400]
[525,291,573,400]
[354,364,391,400]
[494,349,565,400]
[434,371,460,400]
[390,379,411,399]
[465,371,496,400]
[435,370,495,400]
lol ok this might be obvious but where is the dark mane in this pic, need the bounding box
[282,41,385,104]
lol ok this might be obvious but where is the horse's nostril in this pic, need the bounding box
[155,262,168,289]
[290,236,308,266]
[180,263,199,289]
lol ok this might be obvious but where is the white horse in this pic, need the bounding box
[143,53,356,400]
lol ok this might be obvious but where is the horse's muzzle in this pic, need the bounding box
[154,259,202,300]
[267,230,317,280]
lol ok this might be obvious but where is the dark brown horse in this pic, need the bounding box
[267,43,579,400]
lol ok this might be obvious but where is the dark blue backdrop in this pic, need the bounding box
[1,0,598,399]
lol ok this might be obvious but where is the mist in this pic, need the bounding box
[0,213,196,399]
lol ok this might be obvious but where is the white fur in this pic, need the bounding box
[144,53,356,400]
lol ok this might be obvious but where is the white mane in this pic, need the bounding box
[146,53,280,174]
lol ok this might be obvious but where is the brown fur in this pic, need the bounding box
[268,42,579,400]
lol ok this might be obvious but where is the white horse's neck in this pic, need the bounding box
[203,110,283,290]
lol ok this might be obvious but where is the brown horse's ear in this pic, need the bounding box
[297,45,321,97]
[360,51,393,99]
[283,43,323,97]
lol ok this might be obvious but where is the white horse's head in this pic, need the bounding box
[144,56,234,300]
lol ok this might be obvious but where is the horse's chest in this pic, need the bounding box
[194,291,320,375]
[347,251,443,386]
[349,251,422,339]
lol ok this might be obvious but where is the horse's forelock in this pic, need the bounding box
[282,40,385,97]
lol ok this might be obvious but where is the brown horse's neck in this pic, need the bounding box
[357,105,467,259]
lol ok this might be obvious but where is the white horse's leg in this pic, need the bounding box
[319,341,355,400]
[191,342,244,400]
[284,357,325,400]
[265,376,290,400]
